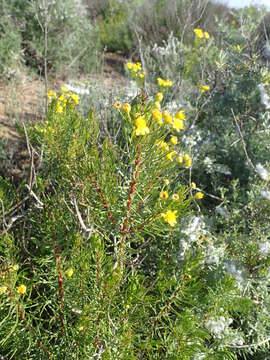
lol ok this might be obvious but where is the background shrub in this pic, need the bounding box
[0,13,21,80]
[0,0,100,79]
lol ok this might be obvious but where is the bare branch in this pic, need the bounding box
[72,196,93,241]
[231,108,256,171]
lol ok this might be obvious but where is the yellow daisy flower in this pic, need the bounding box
[194,28,204,39]
[175,110,185,121]
[194,191,204,200]
[161,210,178,227]
[160,191,169,200]
[152,109,163,124]
[0,286,7,295]
[135,116,150,136]
[153,101,161,110]
[166,151,176,161]
[114,101,121,109]
[67,268,74,278]
[122,103,131,113]
[155,92,163,102]
[172,118,184,131]
[170,136,178,145]
[164,178,170,186]
[157,140,169,151]
[162,111,173,125]
[17,284,26,295]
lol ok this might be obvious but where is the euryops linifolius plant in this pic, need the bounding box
[0,77,217,358]
[1,58,252,358]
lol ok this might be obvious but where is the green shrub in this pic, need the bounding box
[0,0,100,77]
[97,0,135,53]
[0,15,21,79]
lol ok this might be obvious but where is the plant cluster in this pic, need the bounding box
[2,2,270,359]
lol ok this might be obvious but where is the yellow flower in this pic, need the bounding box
[191,182,196,189]
[172,118,184,131]
[129,62,142,74]
[56,103,63,113]
[71,93,79,105]
[17,284,26,295]
[59,94,65,102]
[139,72,145,79]
[204,31,210,39]
[172,194,179,201]
[157,77,173,87]
[198,84,210,94]
[122,103,131,113]
[175,110,185,121]
[155,92,163,102]
[153,101,161,110]
[157,77,164,86]
[166,151,176,161]
[152,109,163,124]
[164,178,170,186]
[194,191,204,200]
[157,140,169,151]
[161,210,178,227]
[183,154,192,168]
[61,86,68,92]
[67,268,74,278]
[126,62,134,70]
[47,89,54,99]
[165,79,173,87]
[114,101,121,109]
[177,155,183,164]
[48,89,57,100]
[135,116,150,136]
[162,111,173,125]
[194,28,204,39]
[185,159,192,168]
[0,286,7,295]
[170,136,178,145]
[160,191,169,200]
[136,62,142,70]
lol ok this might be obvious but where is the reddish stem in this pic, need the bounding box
[119,144,141,262]
[93,282,107,349]
[90,175,116,225]
[96,252,100,287]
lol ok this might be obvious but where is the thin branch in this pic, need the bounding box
[25,185,44,209]
[231,108,256,171]
[72,196,93,240]
[227,336,270,349]
[43,0,48,115]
